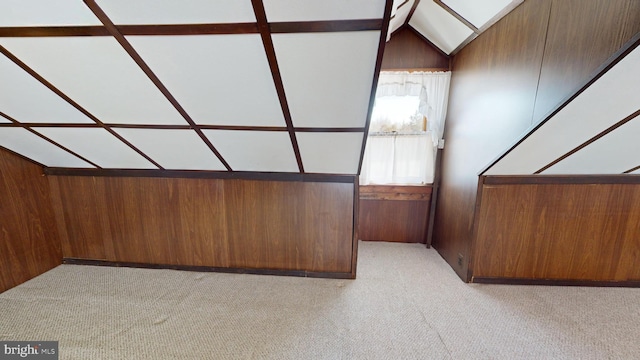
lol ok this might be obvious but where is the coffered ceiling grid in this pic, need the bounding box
[0,0,390,175]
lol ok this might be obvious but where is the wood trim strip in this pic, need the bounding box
[535,108,640,173]
[397,0,411,10]
[351,176,360,278]
[483,174,640,185]
[624,165,640,174]
[43,167,357,183]
[251,0,304,173]
[62,258,354,279]
[475,0,525,34]
[294,127,365,133]
[270,19,382,33]
[357,0,395,174]
[403,0,421,27]
[433,0,479,33]
[425,148,443,247]
[0,45,164,169]
[84,0,232,171]
[0,111,101,168]
[480,32,640,175]
[472,276,640,288]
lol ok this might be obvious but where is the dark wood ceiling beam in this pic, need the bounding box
[84,0,232,171]
[270,19,382,33]
[403,0,421,27]
[357,0,395,174]
[433,0,479,33]
[251,0,304,173]
[0,122,367,133]
[0,45,164,169]
[0,111,101,168]
[624,166,640,174]
[0,19,383,38]
[535,108,640,174]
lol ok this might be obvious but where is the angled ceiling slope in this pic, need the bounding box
[388,0,523,55]
[484,38,640,176]
[0,0,392,176]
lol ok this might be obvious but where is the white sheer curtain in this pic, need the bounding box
[360,71,450,185]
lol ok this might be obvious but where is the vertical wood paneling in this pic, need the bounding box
[532,0,640,122]
[358,185,432,243]
[381,27,450,70]
[474,181,640,281]
[0,149,61,293]
[49,176,354,275]
[433,0,551,280]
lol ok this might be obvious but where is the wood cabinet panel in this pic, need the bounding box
[474,181,640,281]
[0,149,61,293]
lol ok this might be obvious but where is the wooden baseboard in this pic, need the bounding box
[63,258,355,279]
[472,277,640,288]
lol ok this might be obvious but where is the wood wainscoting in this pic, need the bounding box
[471,175,640,285]
[48,175,357,278]
[0,149,61,293]
[358,185,432,243]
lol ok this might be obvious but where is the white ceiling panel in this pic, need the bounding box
[631,169,640,175]
[35,128,157,169]
[485,46,640,175]
[442,0,512,29]
[263,0,386,22]
[127,35,285,126]
[273,31,380,128]
[296,132,363,174]
[0,118,10,123]
[409,0,474,55]
[96,0,255,24]
[388,0,415,37]
[0,0,100,26]
[0,128,94,168]
[0,55,94,124]
[114,129,226,170]
[203,130,298,172]
[543,119,640,175]
[0,37,187,125]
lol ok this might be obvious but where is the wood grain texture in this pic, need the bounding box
[49,176,354,274]
[381,26,450,70]
[532,0,640,122]
[433,0,551,280]
[473,180,640,281]
[0,149,61,293]
[358,186,432,243]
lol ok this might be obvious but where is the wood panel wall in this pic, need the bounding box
[358,185,432,243]
[0,149,61,293]
[381,27,450,71]
[434,0,640,280]
[473,176,640,283]
[48,176,356,277]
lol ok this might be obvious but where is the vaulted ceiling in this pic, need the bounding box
[0,0,389,175]
[0,0,529,176]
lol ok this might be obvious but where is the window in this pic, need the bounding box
[360,71,451,185]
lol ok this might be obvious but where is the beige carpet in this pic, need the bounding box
[1,241,639,359]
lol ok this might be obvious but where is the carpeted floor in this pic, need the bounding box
[1,241,639,359]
